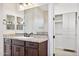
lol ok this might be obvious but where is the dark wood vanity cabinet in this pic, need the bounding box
[4,39,25,56]
[12,39,25,56]
[4,38,47,56]
[25,41,39,56]
[25,41,47,56]
[12,45,24,56]
[4,44,11,56]
[25,47,38,56]
[4,39,11,56]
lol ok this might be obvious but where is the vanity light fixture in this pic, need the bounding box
[19,3,42,11]
[24,3,32,6]
[19,3,23,9]
[23,3,27,6]
[19,3,32,7]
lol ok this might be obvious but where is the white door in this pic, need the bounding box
[54,12,77,56]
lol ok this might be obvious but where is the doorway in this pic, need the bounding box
[54,12,77,56]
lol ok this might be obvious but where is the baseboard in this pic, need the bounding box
[63,49,76,53]
[55,48,76,53]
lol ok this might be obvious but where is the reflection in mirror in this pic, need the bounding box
[24,4,48,35]
[6,15,15,30]
[17,17,24,30]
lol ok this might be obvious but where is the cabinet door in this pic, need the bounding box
[27,48,38,56]
[25,48,28,56]
[12,45,24,56]
[4,44,11,56]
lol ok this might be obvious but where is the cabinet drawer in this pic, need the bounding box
[12,40,24,46]
[4,38,11,44]
[26,41,39,48]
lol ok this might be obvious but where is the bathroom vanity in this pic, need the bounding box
[4,36,48,56]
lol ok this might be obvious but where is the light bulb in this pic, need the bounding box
[28,3,32,5]
[19,4,23,9]
[24,3,27,6]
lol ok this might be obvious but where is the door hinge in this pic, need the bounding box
[53,53,55,56]
[53,35,55,38]
[53,17,55,20]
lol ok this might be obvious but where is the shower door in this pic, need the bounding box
[54,12,77,56]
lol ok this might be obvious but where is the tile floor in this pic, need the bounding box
[55,48,77,56]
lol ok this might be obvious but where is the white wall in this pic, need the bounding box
[76,4,79,56]
[48,4,54,56]
[54,3,77,15]
[0,4,4,56]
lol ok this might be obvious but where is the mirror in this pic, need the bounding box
[24,4,48,34]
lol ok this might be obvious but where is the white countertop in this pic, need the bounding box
[4,36,48,43]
